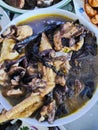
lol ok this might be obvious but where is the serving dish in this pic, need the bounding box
[0,7,10,32]
[0,0,71,14]
[0,8,98,127]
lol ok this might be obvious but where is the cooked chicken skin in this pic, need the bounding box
[39,33,56,97]
[17,25,33,40]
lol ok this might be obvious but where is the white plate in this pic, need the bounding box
[0,7,10,32]
[0,8,98,127]
[0,0,71,14]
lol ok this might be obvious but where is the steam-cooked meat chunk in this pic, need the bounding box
[0,67,8,86]
[53,56,71,74]
[4,0,25,8]
[53,22,85,51]
[17,25,33,40]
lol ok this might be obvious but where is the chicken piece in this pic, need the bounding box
[0,94,43,123]
[37,0,53,7]
[0,36,4,43]
[2,25,17,38]
[53,56,71,74]
[85,3,97,17]
[62,37,84,52]
[0,38,19,63]
[17,25,33,41]
[53,30,63,51]
[39,100,56,123]
[39,33,52,52]
[0,67,8,85]
[4,0,25,8]
[88,0,98,7]
[91,14,98,25]
[53,22,73,51]
[61,24,83,38]
[39,64,56,97]
[53,22,84,51]
[39,33,56,97]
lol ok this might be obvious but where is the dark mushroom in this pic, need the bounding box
[8,66,26,86]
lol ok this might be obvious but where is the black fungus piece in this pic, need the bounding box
[0,119,22,130]
[4,56,26,72]
[22,73,42,84]
[44,92,53,105]
[43,62,64,76]
[0,120,12,130]
[6,119,22,130]
[8,67,26,83]
[66,77,76,98]
[53,0,62,4]
[61,37,70,47]
[38,49,55,62]
[73,19,80,25]
[24,0,37,9]
[49,127,61,130]
[66,77,75,88]
[19,57,28,68]
[56,103,68,117]
[53,85,66,105]
[45,20,64,48]
[80,80,95,99]
[70,31,97,67]
[25,40,40,63]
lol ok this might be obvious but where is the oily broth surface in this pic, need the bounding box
[17,14,72,35]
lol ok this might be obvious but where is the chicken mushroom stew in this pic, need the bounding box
[3,0,62,9]
[0,14,97,124]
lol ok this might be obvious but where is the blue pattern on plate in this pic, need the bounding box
[79,7,84,13]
